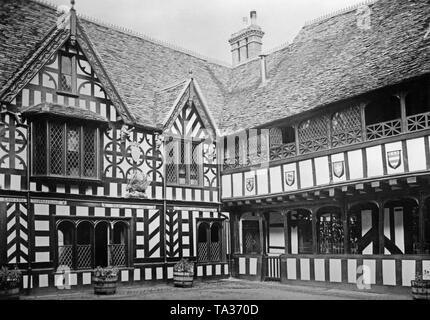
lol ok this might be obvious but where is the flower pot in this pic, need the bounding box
[411,280,430,300]
[173,271,194,288]
[0,287,20,300]
[93,277,118,295]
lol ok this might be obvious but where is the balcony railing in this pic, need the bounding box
[366,119,402,141]
[223,110,430,171]
[407,111,430,133]
[269,143,297,161]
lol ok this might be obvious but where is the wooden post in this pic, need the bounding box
[294,125,300,155]
[378,201,385,254]
[399,92,407,133]
[258,213,265,255]
[311,210,318,254]
[360,103,367,141]
[231,212,241,254]
[0,202,6,266]
[419,193,425,254]
[342,200,350,254]
[282,210,290,255]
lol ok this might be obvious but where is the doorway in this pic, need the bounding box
[95,222,109,267]
[242,220,261,254]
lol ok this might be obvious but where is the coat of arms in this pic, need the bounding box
[387,150,401,169]
[285,171,295,186]
[246,177,255,192]
[332,161,345,178]
[130,142,142,163]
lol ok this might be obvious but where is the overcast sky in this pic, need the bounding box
[50,0,365,63]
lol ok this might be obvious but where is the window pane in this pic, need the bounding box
[33,122,47,175]
[190,142,200,185]
[60,55,73,92]
[61,56,72,75]
[166,138,177,184]
[83,128,97,178]
[66,126,80,177]
[178,140,187,184]
[49,123,64,175]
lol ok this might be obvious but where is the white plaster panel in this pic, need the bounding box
[314,156,330,185]
[299,160,313,189]
[366,146,383,177]
[407,138,426,172]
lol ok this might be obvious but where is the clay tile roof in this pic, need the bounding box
[154,79,189,125]
[221,0,430,134]
[22,102,108,123]
[1,0,430,135]
[0,0,59,93]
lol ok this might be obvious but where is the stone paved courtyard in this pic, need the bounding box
[22,278,411,300]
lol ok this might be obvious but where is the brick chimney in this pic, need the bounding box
[229,11,265,66]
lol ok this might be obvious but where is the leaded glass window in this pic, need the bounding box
[165,137,202,186]
[33,121,99,179]
[60,54,73,92]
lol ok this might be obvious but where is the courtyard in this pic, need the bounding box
[22,278,411,300]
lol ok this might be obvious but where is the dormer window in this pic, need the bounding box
[165,136,203,186]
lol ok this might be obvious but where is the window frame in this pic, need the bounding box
[165,136,204,187]
[58,52,77,94]
[31,120,101,181]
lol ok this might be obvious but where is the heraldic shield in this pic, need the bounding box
[387,150,401,169]
[332,161,345,178]
[285,171,295,186]
[246,177,255,192]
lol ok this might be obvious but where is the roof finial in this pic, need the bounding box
[189,70,193,78]
[71,0,75,9]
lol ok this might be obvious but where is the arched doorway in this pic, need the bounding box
[316,207,343,254]
[197,222,210,262]
[57,221,74,268]
[76,221,93,269]
[111,222,128,266]
[210,223,222,261]
[240,213,262,254]
[348,202,379,254]
[289,209,312,254]
[94,221,109,267]
[383,198,419,254]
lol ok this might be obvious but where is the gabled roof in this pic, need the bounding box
[0,0,62,96]
[1,0,430,136]
[222,0,430,134]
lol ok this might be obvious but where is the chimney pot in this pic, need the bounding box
[229,11,264,66]
[250,11,257,25]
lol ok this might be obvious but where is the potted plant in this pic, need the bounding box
[173,259,194,288]
[411,271,430,300]
[93,266,118,295]
[0,266,22,300]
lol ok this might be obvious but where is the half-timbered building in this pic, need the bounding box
[0,0,430,294]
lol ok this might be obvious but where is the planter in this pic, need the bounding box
[93,277,118,295]
[173,271,194,288]
[0,287,20,300]
[411,280,430,300]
